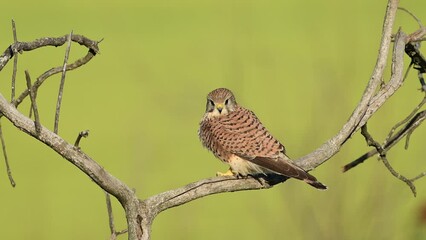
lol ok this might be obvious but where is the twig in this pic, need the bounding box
[0,121,16,187]
[411,172,426,182]
[24,70,41,134]
[385,93,426,144]
[105,192,116,236]
[0,34,99,71]
[398,7,423,27]
[398,8,426,44]
[0,90,136,207]
[105,191,128,240]
[11,51,96,109]
[402,110,426,149]
[360,125,417,197]
[11,19,18,102]
[343,109,426,171]
[0,35,99,115]
[54,31,73,134]
[381,155,416,196]
[74,130,89,148]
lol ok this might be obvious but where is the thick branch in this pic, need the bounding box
[0,1,411,239]
[126,2,405,238]
[143,175,286,217]
[296,0,401,170]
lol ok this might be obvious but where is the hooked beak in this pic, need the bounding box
[216,103,223,113]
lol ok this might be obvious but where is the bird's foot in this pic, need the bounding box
[216,168,234,177]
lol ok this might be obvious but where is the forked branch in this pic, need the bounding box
[0,0,419,240]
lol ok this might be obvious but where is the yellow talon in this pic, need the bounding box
[216,168,234,176]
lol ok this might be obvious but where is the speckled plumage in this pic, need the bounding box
[198,88,326,190]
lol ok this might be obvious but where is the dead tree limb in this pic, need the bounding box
[296,0,401,170]
[343,7,426,175]
[0,0,420,239]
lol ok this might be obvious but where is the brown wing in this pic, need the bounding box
[209,107,284,158]
[210,106,327,190]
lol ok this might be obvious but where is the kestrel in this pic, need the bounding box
[198,88,327,190]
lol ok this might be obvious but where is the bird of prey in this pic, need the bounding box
[198,88,327,190]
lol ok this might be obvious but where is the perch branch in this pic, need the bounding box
[0,1,412,239]
[138,0,403,238]
[143,175,286,217]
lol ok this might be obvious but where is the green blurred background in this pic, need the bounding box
[1,0,426,239]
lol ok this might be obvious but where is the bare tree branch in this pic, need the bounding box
[0,121,15,187]
[24,70,41,134]
[11,19,18,102]
[1,0,421,239]
[296,0,401,170]
[106,191,128,240]
[54,31,73,134]
[360,125,417,196]
[74,130,89,148]
[106,192,116,236]
[143,175,286,216]
[411,172,426,182]
[398,7,423,28]
[343,108,426,172]
[11,47,97,109]
[0,34,99,71]
[0,90,139,212]
[386,94,426,144]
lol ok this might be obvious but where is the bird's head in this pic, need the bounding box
[205,88,238,118]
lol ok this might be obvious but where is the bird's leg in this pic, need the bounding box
[254,177,267,186]
[248,173,268,186]
[216,168,234,177]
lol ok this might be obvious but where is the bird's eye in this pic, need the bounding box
[206,99,215,112]
[224,99,229,105]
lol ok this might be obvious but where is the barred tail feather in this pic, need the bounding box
[249,156,327,190]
